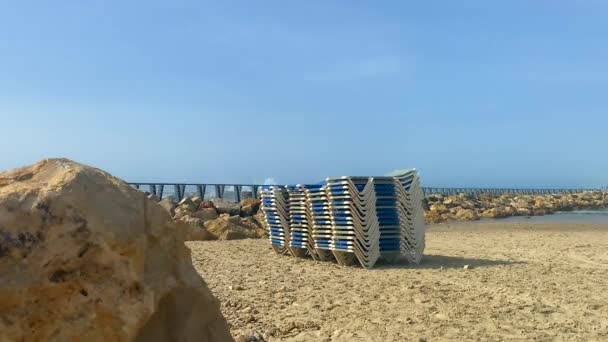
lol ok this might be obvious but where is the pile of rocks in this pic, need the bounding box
[153,195,267,241]
[151,190,608,235]
[424,191,608,223]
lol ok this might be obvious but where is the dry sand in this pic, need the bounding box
[188,222,608,341]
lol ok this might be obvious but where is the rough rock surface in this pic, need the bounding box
[239,198,261,217]
[204,218,260,240]
[192,208,220,222]
[177,215,212,241]
[158,197,177,216]
[212,199,241,216]
[0,159,232,341]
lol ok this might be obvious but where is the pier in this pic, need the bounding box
[128,182,601,202]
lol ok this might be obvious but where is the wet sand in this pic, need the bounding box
[188,222,608,341]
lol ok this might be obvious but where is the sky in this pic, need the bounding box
[1,0,607,188]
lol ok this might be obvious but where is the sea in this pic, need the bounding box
[495,208,608,224]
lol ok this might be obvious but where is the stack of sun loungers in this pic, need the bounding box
[303,183,335,261]
[326,176,381,268]
[259,185,291,255]
[285,185,313,258]
[391,169,426,264]
[260,169,425,268]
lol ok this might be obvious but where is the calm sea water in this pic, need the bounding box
[498,208,608,224]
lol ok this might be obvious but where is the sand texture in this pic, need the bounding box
[188,222,608,341]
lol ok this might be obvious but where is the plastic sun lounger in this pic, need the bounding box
[325,176,381,268]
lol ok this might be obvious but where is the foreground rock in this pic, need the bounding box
[0,159,233,341]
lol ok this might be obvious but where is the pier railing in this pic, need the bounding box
[128,183,263,202]
[128,182,601,202]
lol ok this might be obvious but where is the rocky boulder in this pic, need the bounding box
[204,217,261,240]
[253,212,266,229]
[211,199,240,216]
[480,208,505,219]
[199,200,216,210]
[237,217,268,238]
[424,210,444,224]
[0,159,232,341]
[191,208,220,222]
[158,197,178,216]
[453,208,480,221]
[239,198,261,216]
[191,196,203,208]
[178,197,198,212]
[177,215,212,241]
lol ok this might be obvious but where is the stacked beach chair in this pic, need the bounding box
[326,176,381,268]
[391,170,426,264]
[285,185,314,258]
[303,184,334,261]
[259,185,290,255]
[260,169,425,268]
[372,177,404,262]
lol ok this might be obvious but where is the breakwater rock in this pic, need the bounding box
[0,159,233,341]
[424,192,608,223]
[150,191,608,232]
[156,195,266,241]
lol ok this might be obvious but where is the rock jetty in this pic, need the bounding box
[150,191,608,230]
[154,190,608,232]
[0,159,233,341]
[424,192,608,223]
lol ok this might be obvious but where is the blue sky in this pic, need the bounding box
[1,1,607,187]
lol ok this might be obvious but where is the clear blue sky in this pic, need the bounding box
[1,1,607,187]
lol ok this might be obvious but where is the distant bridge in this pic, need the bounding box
[128,182,601,202]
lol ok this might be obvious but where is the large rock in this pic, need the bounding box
[177,215,212,241]
[191,196,203,207]
[480,208,505,219]
[239,198,261,216]
[0,159,232,341]
[236,217,267,238]
[204,218,257,240]
[191,208,219,222]
[424,210,445,224]
[429,203,448,213]
[253,212,266,229]
[177,197,197,212]
[453,208,480,221]
[211,199,240,216]
[199,200,216,210]
[158,197,178,216]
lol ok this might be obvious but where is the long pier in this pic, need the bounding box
[128,182,601,202]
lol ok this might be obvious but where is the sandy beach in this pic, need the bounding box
[188,221,608,341]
